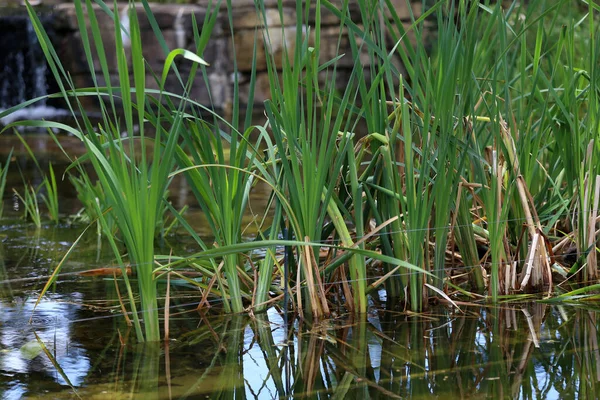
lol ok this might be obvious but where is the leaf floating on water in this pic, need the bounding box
[19,340,43,360]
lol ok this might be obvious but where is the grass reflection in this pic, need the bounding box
[14,304,600,399]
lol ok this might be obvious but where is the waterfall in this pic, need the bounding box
[0,10,67,126]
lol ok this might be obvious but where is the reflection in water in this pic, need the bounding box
[0,224,599,398]
[0,297,90,399]
[1,291,600,398]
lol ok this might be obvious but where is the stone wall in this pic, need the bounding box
[48,1,431,110]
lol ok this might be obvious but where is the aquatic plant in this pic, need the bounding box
[256,0,369,316]
[0,0,598,341]
[0,150,12,220]
[9,134,60,225]
[13,183,42,229]
[8,0,211,342]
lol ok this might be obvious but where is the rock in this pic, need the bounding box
[46,1,431,110]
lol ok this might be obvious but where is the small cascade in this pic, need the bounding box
[174,8,186,50]
[0,9,66,125]
[120,6,131,48]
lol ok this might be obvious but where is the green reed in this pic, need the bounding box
[0,150,11,220]
[15,0,212,341]
[1,0,598,335]
[256,0,374,315]
[13,184,41,229]
[168,0,264,314]
[326,0,600,306]
[10,133,59,224]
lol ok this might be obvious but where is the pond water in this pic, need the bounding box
[1,223,599,400]
[0,136,598,399]
[0,193,598,398]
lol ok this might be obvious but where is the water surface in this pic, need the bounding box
[0,222,598,399]
[0,137,598,399]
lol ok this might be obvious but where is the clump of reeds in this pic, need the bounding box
[1,0,598,341]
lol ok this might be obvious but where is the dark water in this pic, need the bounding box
[0,219,599,399]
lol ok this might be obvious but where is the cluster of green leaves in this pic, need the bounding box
[0,0,598,342]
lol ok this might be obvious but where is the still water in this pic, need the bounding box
[0,136,597,399]
[0,220,598,399]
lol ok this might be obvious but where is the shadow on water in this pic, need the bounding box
[0,220,599,399]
